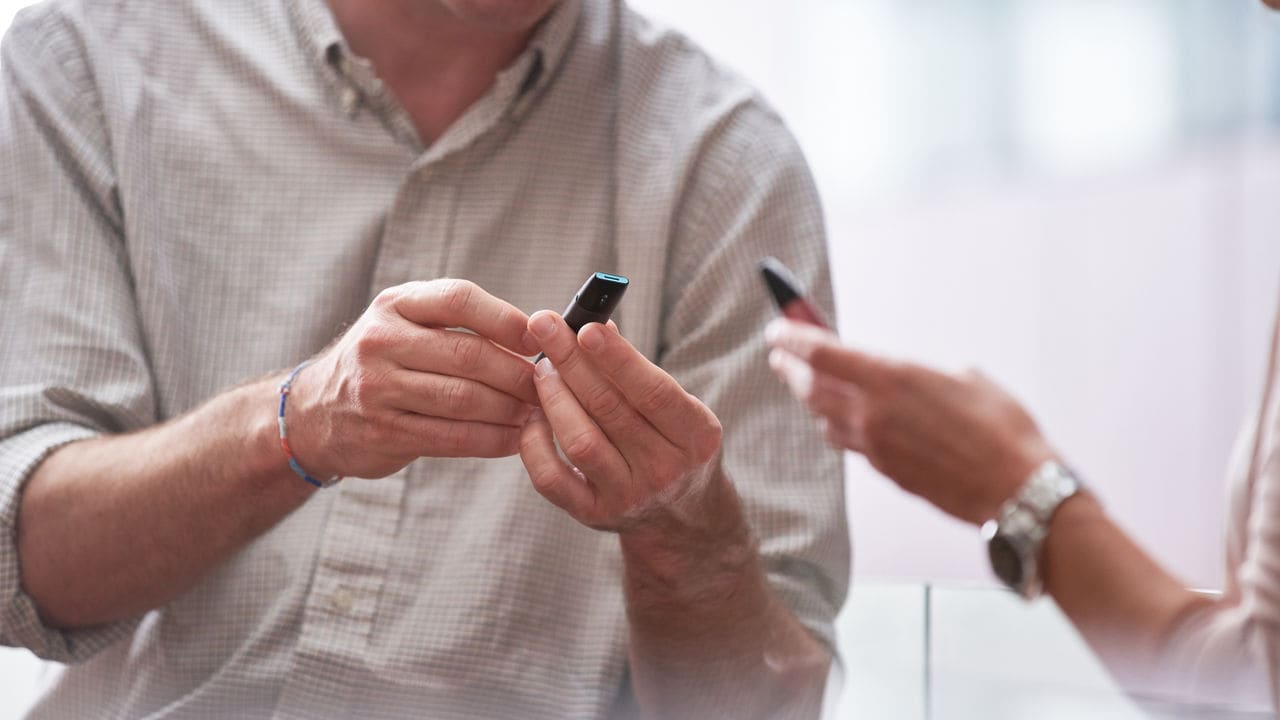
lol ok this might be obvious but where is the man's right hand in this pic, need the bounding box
[285,279,541,480]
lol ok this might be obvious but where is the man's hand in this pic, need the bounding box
[766,317,1055,524]
[287,279,541,480]
[519,311,724,533]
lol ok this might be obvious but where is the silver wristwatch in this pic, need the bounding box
[981,460,1084,600]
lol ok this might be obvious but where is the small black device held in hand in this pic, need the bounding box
[534,272,630,362]
[758,256,828,328]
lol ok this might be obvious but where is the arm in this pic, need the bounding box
[521,318,831,719]
[765,319,1248,700]
[1040,493,1213,686]
[14,280,541,632]
[19,379,312,630]
[618,471,831,720]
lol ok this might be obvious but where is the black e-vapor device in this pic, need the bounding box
[534,272,630,362]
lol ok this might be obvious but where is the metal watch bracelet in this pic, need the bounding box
[981,460,1084,600]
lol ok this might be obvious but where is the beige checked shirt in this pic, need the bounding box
[0,0,849,717]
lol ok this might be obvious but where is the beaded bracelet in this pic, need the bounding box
[277,361,342,489]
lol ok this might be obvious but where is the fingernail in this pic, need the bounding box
[579,324,604,352]
[764,318,785,343]
[535,357,555,378]
[526,407,545,424]
[530,313,558,340]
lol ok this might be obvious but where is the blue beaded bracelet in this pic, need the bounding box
[277,361,342,489]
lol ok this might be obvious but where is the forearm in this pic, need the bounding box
[17,376,312,629]
[620,471,831,720]
[1043,493,1213,689]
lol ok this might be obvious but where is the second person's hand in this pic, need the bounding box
[765,317,1056,524]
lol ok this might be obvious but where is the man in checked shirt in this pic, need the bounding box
[0,0,848,718]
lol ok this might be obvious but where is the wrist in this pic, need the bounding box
[237,377,318,500]
[983,459,1086,599]
[619,467,759,599]
[1040,490,1105,593]
[981,441,1058,523]
[167,377,316,504]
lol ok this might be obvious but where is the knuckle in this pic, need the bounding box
[527,463,560,494]
[582,383,624,420]
[447,332,484,371]
[371,285,401,309]
[443,378,473,415]
[562,429,605,465]
[634,379,673,416]
[512,363,536,396]
[351,325,389,362]
[439,278,478,316]
[554,344,586,374]
[519,428,543,457]
[443,422,473,455]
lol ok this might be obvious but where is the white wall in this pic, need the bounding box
[832,148,1280,586]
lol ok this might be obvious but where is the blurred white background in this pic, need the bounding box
[3,0,1280,716]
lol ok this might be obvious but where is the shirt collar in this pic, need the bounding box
[285,0,582,109]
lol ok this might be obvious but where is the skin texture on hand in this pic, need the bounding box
[521,313,831,719]
[286,279,540,480]
[519,313,723,531]
[765,317,1054,524]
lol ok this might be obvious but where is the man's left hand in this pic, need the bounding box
[520,311,724,534]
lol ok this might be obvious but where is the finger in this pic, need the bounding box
[390,326,538,406]
[768,347,815,403]
[531,356,631,491]
[519,408,597,520]
[770,347,865,425]
[822,417,868,454]
[527,312,673,459]
[384,279,539,356]
[384,370,533,427]
[765,318,886,389]
[574,321,716,452]
[809,368,866,420]
[391,414,523,459]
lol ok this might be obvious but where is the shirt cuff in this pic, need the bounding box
[0,422,135,662]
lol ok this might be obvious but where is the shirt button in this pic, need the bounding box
[330,587,355,614]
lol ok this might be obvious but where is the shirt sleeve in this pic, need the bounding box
[0,6,156,662]
[1161,319,1280,712]
[659,99,851,655]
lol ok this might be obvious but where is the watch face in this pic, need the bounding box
[988,534,1025,589]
